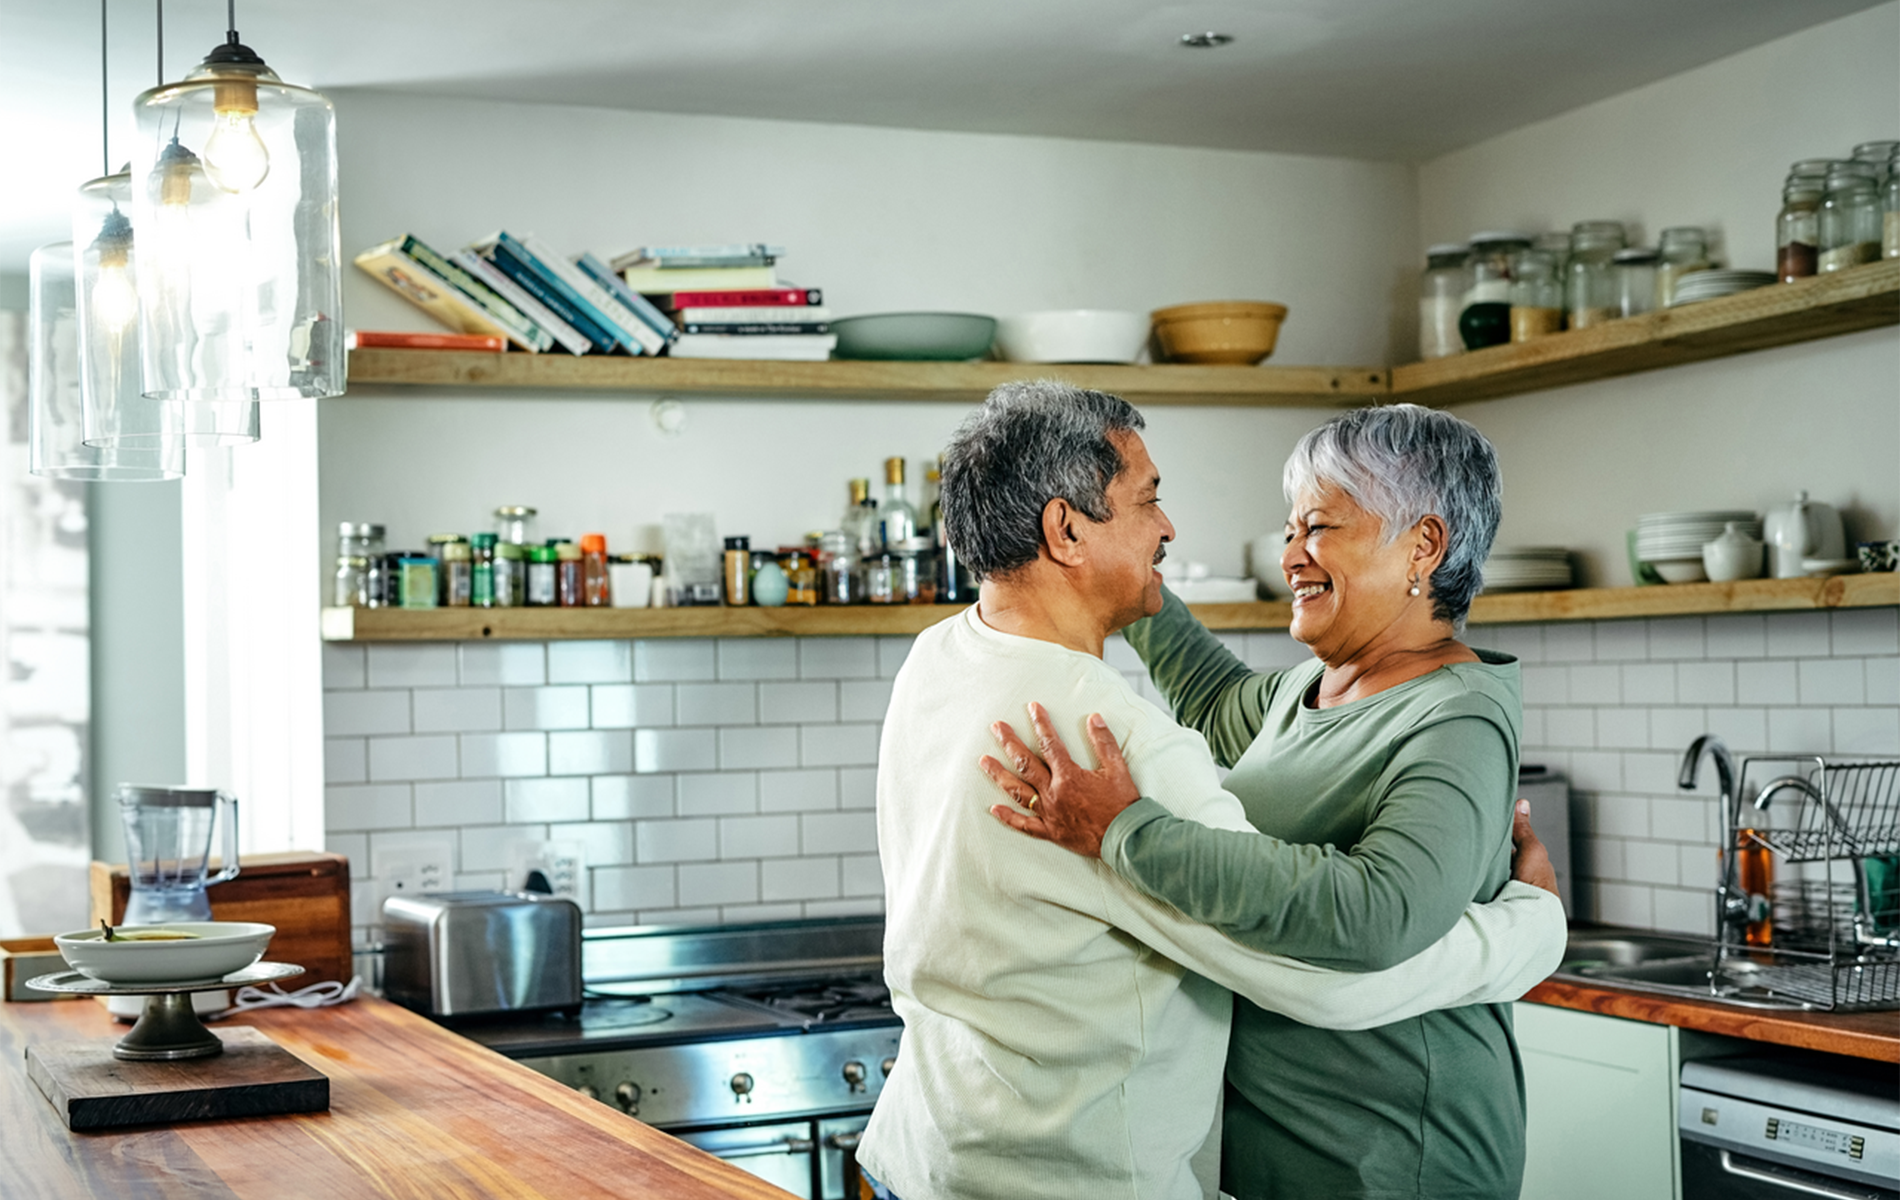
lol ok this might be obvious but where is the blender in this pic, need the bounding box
[118,785,240,924]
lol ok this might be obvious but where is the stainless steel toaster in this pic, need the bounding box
[382,890,583,1017]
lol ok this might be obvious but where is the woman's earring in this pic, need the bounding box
[1408,574,1421,597]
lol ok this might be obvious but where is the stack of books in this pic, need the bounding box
[610,244,836,361]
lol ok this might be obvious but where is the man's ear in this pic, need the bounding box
[1041,497,1088,567]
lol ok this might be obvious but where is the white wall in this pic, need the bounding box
[322,93,1417,576]
[1417,3,1900,583]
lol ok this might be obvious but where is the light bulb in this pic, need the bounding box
[150,136,204,208]
[202,77,269,193]
[88,208,139,332]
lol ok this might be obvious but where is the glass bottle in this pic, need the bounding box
[1612,248,1658,317]
[1458,232,1528,350]
[495,541,528,607]
[1886,147,1900,260]
[841,479,877,561]
[470,533,498,608]
[723,536,751,606]
[1564,221,1625,329]
[1735,827,1774,948]
[878,457,918,549]
[920,466,941,545]
[1777,171,1825,281]
[1820,161,1882,271]
[552,541,582,607]
[1417,243,1468,360]
[580,534,611,606]
[1507,249,1562,341]
[494,505,538,547]
[527,545,559,606]
[1655,226,1711,307]
[440,540,473,607]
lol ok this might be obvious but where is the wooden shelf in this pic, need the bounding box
[1391,259,1900,406]
[320,575,1896,641]
[342,350,1390,408]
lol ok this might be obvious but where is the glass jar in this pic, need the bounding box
[898,539,938,604]
[780,548,819,606]
[553,541,582,607]
[527,545,559,606]
[1459,232,1530,349]
[333,555,368,608]
[1612,248,1658,317]
[426,535,467,604]
[1886,148,1900,260]
[495,542,528,607]
[1417,243,1468,360]
[399,558,439,610]
[336,522,385,607]
[1507,249,1562,341]
[723,536,751,606]
[470,533,498,608]
[1777,172,1825,281]
[494,505,538,547]
[866,554,900,605]
[818,531,859,604]
[1820,161,1882,271]
[1852,140,1898,184]
[1564,221,1626,328]
[440,540,472,607]
[1655,226,1712,307]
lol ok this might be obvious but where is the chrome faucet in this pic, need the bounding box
[1753,775,1892,949]
[1679,735,1747,937]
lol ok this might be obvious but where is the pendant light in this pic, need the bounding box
[130,0,344,404]
[28,242,185,482]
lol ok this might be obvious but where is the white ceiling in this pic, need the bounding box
[0,0,1885,268]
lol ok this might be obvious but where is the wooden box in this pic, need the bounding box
[90,852,353,986]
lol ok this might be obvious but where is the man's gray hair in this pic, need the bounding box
[940,380,1146,580]
[1283,404,1501,630]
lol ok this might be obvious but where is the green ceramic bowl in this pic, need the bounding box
[831,313,996,361]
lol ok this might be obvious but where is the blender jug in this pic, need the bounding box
[117,785,240,924]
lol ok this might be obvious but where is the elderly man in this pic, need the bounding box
[855,381,1565,1200]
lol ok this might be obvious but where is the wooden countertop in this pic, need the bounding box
[1524,978,1900,1063]
[0,993,797,1199]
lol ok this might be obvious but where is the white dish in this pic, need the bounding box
[1802,558,1860,577]
[995,310,1149,363]
[55,921,274,985]
[1650,559,1709,584]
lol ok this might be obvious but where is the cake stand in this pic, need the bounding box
[26,963,305,1061]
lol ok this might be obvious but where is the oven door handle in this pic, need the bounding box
[826,1132,862,1151]
[707,1136,816,1160]
[1719,1150,1871,1200]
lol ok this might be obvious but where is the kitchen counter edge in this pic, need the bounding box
[1522,977,1900,1062]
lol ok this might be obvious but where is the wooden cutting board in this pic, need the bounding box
[24,1026,329,1131]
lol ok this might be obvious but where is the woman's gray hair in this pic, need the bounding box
[940,380,1145,580]
[1283,404,1501,630]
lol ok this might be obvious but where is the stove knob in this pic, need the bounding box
[615,1082,642,1112]
[730,1072,755,1100]
[880,1056,897,1078]
[842,1060,867,1091]
[576,1083,599,1101]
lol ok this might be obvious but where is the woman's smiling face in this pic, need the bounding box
[1281,485,1422,661]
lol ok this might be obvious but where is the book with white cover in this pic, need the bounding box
[451,250,592,356]
[669,333,838,361]
[609,243,786,271]
[673,305,833,324]
[510,233,668,356]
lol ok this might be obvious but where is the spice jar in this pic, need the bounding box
[723,536,751,606]
[336,522,385,607]
[1417,243,1468,360]
[1655,227,1711,307]
[866,554,900,605]
[440,540,473,607]
[494,505,538,547]
[1612,248,1658,318]
[1459,232,1530,350]
[398,557,439,610]
[780,548,819,606]
[470,533,498,608]
[334,555,368,608]
[1886,147,1900,259]
[552,541,581,607]
[819,531,859,604]
[527,545,559,606]
[495,542,528,607]
[1564,221,1625,329]
[426,535,467,605]
[1777,166,1826,281]
[898,538,938,604]
[1507,249,1562,341]
[580,534,611,607]
[1820,161,1882,271]
[1853,140,1899,183]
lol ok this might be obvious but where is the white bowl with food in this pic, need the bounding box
[995,310,1149,363]
[54,921,275,985]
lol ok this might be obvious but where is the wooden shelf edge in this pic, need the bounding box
[341,349,1389,408]
[1392,259,1900,406]
[318,576,1895,641]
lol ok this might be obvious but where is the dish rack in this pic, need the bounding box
[1729,754,1899,1010]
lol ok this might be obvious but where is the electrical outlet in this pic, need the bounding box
[373,841,452,914]
[514,840,583,900]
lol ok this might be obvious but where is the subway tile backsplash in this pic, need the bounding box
[324,611,1899,947]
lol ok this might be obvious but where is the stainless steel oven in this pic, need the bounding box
[1680,1051,1898,1200]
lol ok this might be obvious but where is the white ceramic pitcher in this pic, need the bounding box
[1763,491,1846,578]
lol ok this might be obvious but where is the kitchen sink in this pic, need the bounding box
[1557,932,1712,972]
[1551,928,1805,1009]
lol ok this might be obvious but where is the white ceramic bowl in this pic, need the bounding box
[1650,559,1709,585]
[55,921,274,985]
[995,310,1149,363]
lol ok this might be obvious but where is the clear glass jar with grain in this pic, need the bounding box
[1564,221,1626,329]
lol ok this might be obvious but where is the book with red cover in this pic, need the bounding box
[657,287,823,311]
[347,330,507,352]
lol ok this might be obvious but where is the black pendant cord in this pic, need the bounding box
[157,0,164,85]
[100,0,108,176]
[228,0,237,42]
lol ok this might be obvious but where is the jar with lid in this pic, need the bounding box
[1777,168,1826,281]
[494,506,538,547]
[427,535,468,605]
[779,548,819,606]
[1820,161,1882,271]
[1612,248,1658,317]
[1853,141,1898,184]
[440,540,473,607]
[1564,221,1626,328]
[495,542,528,607]
[580,534,611,607]
[1655,227,1712,307]
[470,533,498,608]
[1417,243,1468,360]
[336,522,385,606]
[1885,147,1900,259]
[333,556,368,608]
[552,541,582,607]
[1507,249,1562,342]
[866,554,901,605]
[527,545,559,606]
[1459,232,1530,349]
[898,538,938,604]
[398,558,439,610]
[723,536,751,606]
[819,531,859,604]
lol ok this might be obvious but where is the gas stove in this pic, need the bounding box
[451,918,898,1200]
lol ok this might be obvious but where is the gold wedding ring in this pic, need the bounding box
[1025,795,1038,813]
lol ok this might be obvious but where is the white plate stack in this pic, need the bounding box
[1668,270,1776,307]
[1636,511,1761,582]
[1480,547,1573,593]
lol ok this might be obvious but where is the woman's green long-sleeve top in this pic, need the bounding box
[1112,588,1526,1200]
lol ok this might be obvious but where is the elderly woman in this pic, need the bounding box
[987,403,1531,1200]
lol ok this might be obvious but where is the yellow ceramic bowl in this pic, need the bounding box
[1150,301,1288,365]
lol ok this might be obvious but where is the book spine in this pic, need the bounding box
[348,330,506,351]
[575,254,678,347]
[452,251,591,356]
[644,255,775,269]
[661,288,824,309]
[399,236,549,351]
[674,306,833,323]
[481,243,622,353]
[353,242,516,342]
[510,234,662,356]
[679,322,831,335]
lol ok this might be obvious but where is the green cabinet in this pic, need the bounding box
[1516,1003,1681,1200]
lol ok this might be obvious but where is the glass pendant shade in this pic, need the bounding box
[130,38,344,403]
[29,242,184,482]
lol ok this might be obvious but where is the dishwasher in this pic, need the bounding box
[1680,1051,1899,1199]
